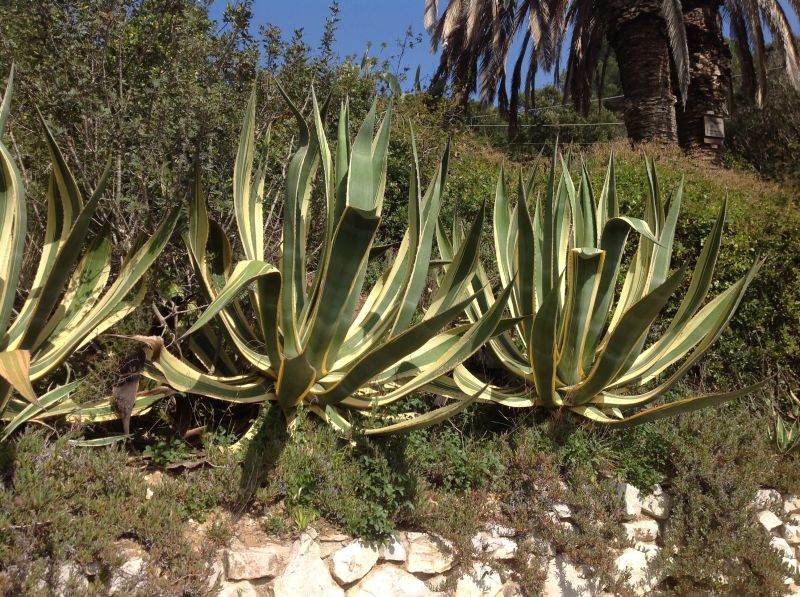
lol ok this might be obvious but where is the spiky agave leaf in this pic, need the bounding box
[450,144,762,425]
[143,87,512,436]
[0,69,179,439]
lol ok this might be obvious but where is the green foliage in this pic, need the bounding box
[259,412,415,541]
[467,84,626,152]
[0,430,217,593]
[141,437,192,466]
[605,424,671,491]
[651,407,794,594]
[407,423,505,492]
[728,52,800,188]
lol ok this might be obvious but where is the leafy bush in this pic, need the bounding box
[257,409,416,541]
[652,407,796,594]
[0,431,218,593]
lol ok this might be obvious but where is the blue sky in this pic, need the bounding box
[209,1,438,80]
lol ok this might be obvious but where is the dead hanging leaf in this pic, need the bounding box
[181,425,207,440]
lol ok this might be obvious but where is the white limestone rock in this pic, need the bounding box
[758,510,784,532]
[223,545,282,580]
[523,532,555,558]
[321,533,352,542]
[785,495,800,515]
[755,489,783,509]
[377,536,407,562]
[617,483,643,520]
[785,558,800,575]
[471,531,517,560]
[544,511,577,532]
[640,485,671,520]
[770,537,799,577]
[634,542,660,562]
[785,524,800,545]
[552,503,573,520]
[346,564,439,597]
[542,555,602,597]
[496,581,524,597]
[319,539,348,559]
[784,578,800,597]
[623,519,660,543]
[405,532,456,574]
[771,536,796,561]
[218,579,271,597]
[427,574,448,591]
[273,533,344,597]
[484,523,516,538]
[207,558,225,590]
[454,563,503,597]
[55,562,89,596]
[331,540,380,584]
[109,555,146,594]
[614,547,659,596]
[319,534,350,558]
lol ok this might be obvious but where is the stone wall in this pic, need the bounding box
[51,483,800,596]
[198,484,800,596]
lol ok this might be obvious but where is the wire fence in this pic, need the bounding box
[467,121,625,128]
[465,92,626,130]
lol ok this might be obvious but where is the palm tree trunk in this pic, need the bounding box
[676,0,731,163]
[602,0,678,143]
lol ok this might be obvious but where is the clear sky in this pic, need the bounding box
[208,1,438,82]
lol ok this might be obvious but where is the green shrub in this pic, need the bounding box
[652,407,796,594]
[258,410,416,541]
[0,431,216,594]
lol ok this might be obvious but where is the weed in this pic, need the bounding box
[141,438,193,466]
[651,406,792,594]
[0,430,213,594]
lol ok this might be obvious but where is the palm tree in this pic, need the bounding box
[425,0,690,142]
[424,0,561,112]
[676,0,800,156]
[565,0,690,142]
[425,0,799,153]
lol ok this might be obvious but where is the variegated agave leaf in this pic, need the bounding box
[447,143,764,426]
[0,68,179,439]
[145,87,512,436]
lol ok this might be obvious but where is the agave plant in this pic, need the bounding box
[771,389,800,454]
[140,88,511,437]
[0,69,179,441]
[435,146,763,425]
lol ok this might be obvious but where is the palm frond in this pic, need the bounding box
[661,0,690,104]
[425,0,440,32]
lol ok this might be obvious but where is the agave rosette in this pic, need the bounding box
[436,146,764,425]
[0,68,179,440]
[141,88,510,436]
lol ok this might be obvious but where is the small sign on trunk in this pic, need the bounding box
[704,113,725,146]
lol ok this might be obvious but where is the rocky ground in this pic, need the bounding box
[46,478,800,596]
